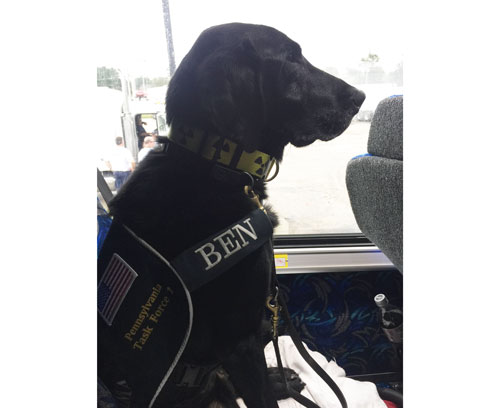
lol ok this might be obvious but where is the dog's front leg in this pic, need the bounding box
[221,333,279,408]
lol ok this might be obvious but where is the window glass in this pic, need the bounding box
[268,122,372,235]
[97,0,403,234]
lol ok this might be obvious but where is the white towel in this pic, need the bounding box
[236,336,387,408]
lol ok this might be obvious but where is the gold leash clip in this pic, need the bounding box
[266,294,280,339]
[244,185,267,213]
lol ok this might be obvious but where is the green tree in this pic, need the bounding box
[150,76,170,87]
[361,53,380,64]
[135,76,170,90]
[360,53,385,83]
[135,76,150,90]
[97,66,122,90]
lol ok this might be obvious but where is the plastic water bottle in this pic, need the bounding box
[374,293,403,362]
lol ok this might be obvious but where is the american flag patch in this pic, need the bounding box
[98,254,138,326]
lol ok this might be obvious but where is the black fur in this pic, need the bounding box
[109,23,364,408]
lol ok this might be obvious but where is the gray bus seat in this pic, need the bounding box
[346,95,403,272]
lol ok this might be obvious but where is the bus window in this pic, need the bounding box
[96,3,404,403]
[96,0,403,236]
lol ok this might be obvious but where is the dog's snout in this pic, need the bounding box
[350,89,366,109]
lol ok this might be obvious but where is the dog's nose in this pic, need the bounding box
[350,89,366,109]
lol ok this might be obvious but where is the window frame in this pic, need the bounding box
[273,233,397,274]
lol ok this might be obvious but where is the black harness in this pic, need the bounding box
[97,134,347,408]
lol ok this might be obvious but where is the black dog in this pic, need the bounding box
[109,23,364,407]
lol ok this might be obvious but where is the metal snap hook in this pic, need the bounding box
[263,159,279,182]
[241,172,255,189]
[266,288,281,339]
[244,184,266,213]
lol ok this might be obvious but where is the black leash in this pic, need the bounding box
[278,291,348,408]
[271,334,320,408]
[267,248,348,408]
[267,285,322,408]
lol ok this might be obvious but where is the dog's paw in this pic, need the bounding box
[267,366,305,400]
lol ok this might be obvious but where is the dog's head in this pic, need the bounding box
[166,23,365,160]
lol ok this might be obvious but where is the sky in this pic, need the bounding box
[96,0,403,79]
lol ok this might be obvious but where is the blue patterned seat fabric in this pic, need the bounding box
[277,269,403,376]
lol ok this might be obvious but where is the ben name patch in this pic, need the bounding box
[172,209,273,292]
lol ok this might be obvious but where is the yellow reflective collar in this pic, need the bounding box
[168,126,275,179]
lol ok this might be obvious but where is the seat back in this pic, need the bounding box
[346,96,403,272]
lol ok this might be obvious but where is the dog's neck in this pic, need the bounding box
[164,124,277,181]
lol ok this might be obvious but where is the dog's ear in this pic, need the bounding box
[194,37,266,151]
[166,62,197,127]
